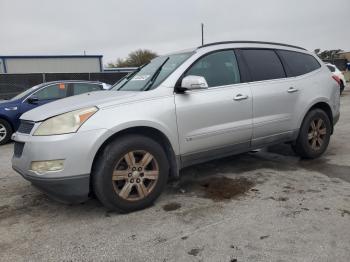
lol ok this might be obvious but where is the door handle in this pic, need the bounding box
[233,94,248,101]
[287,87,298,93]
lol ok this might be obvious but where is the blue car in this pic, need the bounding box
[0,80,110,145]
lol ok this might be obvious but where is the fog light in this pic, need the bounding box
[30,160,64,174]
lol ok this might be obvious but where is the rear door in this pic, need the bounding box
[236,49,300,147]
[175,50,253,165]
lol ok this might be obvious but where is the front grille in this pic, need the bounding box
[17,121,35,134]
[14,142,25,158]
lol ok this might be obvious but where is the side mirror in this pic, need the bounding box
[27,96,39,104]
[181,75,208,90]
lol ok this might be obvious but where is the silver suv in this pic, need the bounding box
[12,41,340,212]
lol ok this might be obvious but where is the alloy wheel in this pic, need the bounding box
[308,118,327,151]
[0,124,7,142]
[112,150,159,201]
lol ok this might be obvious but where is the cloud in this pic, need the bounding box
[1,0,349,66]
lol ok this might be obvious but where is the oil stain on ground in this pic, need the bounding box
[188,247,203,256]
[199,177,254,201]
[163,202,181,212]
[169,175,255,202]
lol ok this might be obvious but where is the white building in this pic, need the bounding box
[0,55,103,73]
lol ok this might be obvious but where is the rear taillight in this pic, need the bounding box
[332,75,341,86]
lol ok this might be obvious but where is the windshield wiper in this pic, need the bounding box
[115,63,149,90]
[143,57,169,91]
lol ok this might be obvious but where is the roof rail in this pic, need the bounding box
[197,41,306,51]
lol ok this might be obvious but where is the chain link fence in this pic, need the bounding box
[0,72,130,99]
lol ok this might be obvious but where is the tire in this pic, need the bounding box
[92,134,169,213]
[293,109,331,159]
[0,119,12,146]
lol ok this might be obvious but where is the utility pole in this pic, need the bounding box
[201,23,204,46]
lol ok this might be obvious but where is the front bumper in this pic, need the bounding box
[12,128,110,204]
[13,167,90,203]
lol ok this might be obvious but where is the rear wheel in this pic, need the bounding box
[0,119,12,145]
[293,109,331,159]
[92,134,169,212]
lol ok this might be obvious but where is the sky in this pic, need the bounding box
[1,0,349,66]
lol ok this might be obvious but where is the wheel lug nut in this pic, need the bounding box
[128,173,132,177]
[132,167,136,171]
[130,179,134,183]
[138,167,142,171]
[136,179,141,183]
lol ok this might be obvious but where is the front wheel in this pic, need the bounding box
[92,134,169,212]
[293,109,331,159]
[0,119,12,145]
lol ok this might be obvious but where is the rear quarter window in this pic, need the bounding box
[276,50,321,77]
[327,65,336,73]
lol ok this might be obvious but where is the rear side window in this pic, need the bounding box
[72,83,102,95]
[276,50,321,77]
[185,50,241,87]
[239,49,286,82]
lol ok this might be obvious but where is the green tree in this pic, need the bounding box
[108,49,158,67]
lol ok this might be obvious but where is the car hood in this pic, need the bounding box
[21,91,140,122]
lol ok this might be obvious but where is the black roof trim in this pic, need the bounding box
[197,41,306,51]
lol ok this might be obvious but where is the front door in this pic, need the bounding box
[174,50,253,166]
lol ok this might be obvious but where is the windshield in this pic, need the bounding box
[10,83,44,100]
[111,52,194,91]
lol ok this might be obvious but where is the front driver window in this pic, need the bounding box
[185,50,241,87]
[34,84,68,100]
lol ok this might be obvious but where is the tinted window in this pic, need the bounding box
[185,50,240,87]
[34,84,68,100]
[327,65,336,73]
[72,83,102,95]
[277,50,321,77]
[240,49,285,81]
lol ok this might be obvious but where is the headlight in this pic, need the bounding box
[34,107,98,136]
